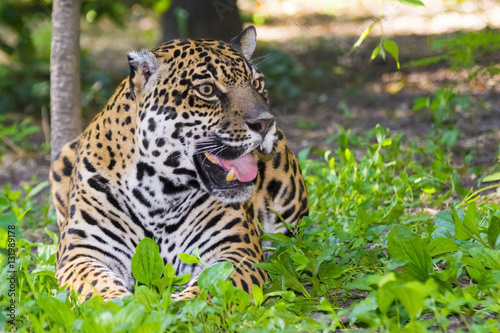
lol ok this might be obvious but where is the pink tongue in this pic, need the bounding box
[218,153,258,182]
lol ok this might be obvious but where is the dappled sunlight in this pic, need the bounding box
[243,0,500,41]
[368,67,500,96]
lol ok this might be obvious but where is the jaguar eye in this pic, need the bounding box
[252,79,260,90]
[196,84,215,97]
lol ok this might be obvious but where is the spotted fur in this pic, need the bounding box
[50,26,308,301]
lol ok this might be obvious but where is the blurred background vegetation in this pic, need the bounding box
[0,0,499,188]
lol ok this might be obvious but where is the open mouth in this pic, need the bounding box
[193,149,258,191]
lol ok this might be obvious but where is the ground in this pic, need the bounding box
[1,0,499,195]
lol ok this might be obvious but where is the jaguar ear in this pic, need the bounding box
[127,49,159,97]
[230,26,257,61]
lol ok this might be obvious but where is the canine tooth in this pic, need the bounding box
[226,169,236,181]
[204,152,218,165]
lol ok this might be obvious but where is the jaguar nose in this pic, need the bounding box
[246,117,275,137]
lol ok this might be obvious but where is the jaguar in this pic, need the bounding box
[50,26,308,301]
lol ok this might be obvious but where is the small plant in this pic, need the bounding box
[411,30,500,126]
[348,0,425,68]
[0,181,52,241]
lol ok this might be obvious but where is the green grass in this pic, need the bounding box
[1,124,500,332]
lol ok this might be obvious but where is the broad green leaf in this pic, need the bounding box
[173,274,192,286]
[377,283,395,315]
[297,145,311,162]
[381,138,392,146]
[282,269,311,297]
[328,156,335,170]
[427,237,459,257]
[134,285,159,312]
[260,232,290,243]
[356,208,371,229]
[152,275,172,295]
[38,293,74,330]
[470,247,500,270]
[441,129,458,148]
[318,261,342,279]
[7,190,21,202]
[257,259,310,296]
[413,96,430,110]
[452,206,472,240]
[383,39,400,69]
[0,195,9,209]
[112,302,146,332]
[394,280,436,321]
[462,256,484,270]
[421,185,436,194]
[375,272,397,287]
[136,312,164,333]
[404,320,428,332]
[265,290,296,302]
[487,216,500,248]
[375,124,385,145]
[178,252,201,264]
[387,225,432,281]
[103,299,122,311]
[132,238,164,287]
[83,295,104,311]
[396,0,425,6]
[197,262,233,294]
[463,202,480,237]
[164,262,175,277]
[352,237,364,248]
[344,148,354,163]
[465,266,489,285]
[483,172,500,182]
[182,299,207,317]
[432,209,465,239]
[392,283,424,320]
[37,244,56,265]
[317,297,334,312]
[290,252,309,270]
[44,227,59,245]
[0,212,17,230]
[349,296,378,323]
[253,262,283,275]
[252,284,264,305]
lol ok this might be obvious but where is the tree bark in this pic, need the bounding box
[161,0,242,42]
[50,0,81,161]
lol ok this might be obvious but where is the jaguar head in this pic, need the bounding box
[127,26,276,203]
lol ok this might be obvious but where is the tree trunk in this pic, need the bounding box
[50,0,81,161]
[161,0,242,42]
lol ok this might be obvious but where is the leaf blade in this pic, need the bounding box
[383,39,400,69]
[131,238,164,287]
